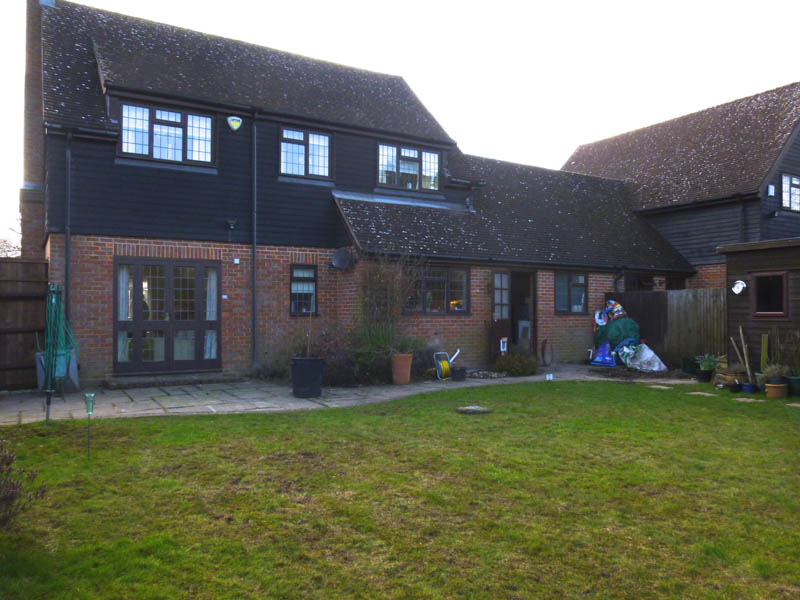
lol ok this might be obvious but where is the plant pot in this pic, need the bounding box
[696,369,713,382]
[767,376,788,385]
[741,383,758,394]
[391,353,413,385]
[291,357,325,398]
[681,356,699,375]
[788,376,800,397]
[765,383,788,399]
[729,383,742,394]
[452,366,467,382]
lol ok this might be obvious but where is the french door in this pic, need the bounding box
[114,258,221,374]
[491,271,511,359]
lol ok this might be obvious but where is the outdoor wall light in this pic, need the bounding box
[731,280,747,295]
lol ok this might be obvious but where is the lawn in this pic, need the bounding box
[1,381,799,599]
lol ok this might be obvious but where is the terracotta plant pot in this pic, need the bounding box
[391,353,413,385]
[765,383,788,399]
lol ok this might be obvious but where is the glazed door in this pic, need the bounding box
[114,259,221,374]
[491,271,511,358]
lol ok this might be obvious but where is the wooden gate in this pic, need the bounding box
[0,259,48,390]
[606,289,726,367]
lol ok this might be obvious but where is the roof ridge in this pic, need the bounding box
[52,0,406,80]
[574,80,800,150]
[461,153,627,184]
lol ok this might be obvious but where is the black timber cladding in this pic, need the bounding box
[761,122,800,241]
[643,199,761,266]
[44,117,468,248]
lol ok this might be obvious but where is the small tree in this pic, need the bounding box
[0,439,46,529]
[354,253,425,381]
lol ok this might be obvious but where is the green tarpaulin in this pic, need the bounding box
[595,317,640,350]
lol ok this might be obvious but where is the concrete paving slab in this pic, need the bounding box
[647,385,673,390]
[787,403,800,408]
[152,395,203,408]
[687,392,717,397]
[734,397,765,403]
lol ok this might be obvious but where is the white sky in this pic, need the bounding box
[2,0,800,244]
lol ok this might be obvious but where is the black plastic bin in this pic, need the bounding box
[452,366,467,382]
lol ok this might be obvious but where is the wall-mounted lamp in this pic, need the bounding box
[731,280,747,295]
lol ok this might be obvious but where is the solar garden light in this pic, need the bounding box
[84,393,95,460]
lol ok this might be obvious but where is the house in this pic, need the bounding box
[20,0,698,381]
[564,83,800,289]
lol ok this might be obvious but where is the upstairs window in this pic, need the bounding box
[378,144,439,191]
[280,128,331,178]
[120,103,213,164]
[782,174,800,211]
[555,272,587,313]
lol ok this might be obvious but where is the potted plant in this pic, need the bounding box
[390,336,423,385]
[694,354,720,382]
[291,312,325,398]
[758,363,791,399]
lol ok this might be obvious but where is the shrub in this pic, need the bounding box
[353,323,395,384]
[757,363,791,386]
[695,353,721,371]
[494,352,539,376]
[1,439,46,530]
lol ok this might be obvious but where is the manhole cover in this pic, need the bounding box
[457,405,492,414]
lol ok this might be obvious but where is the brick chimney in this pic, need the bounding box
[19,0,45,258]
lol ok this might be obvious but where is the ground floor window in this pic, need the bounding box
[290,265,317,315]
[407,267,469,314]
[114,258,221,374]
[753,272,787,316]
[555,272,587,313]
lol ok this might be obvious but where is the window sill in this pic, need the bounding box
[279,175,335,187]
[554,311,589,316]
[403,311,471,317]
[374,187,445,200]
[115,157,218,175]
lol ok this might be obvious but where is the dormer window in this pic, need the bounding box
[782,174,800,211]
[378,144,439,191]
[120,103,214,164]
[280,128,331,178]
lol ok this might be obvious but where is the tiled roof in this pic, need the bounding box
[563,82,800,209]
[40,1,454,143]
[336,152,693,273]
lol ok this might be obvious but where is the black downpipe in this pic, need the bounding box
[251,114,258,368]
[64,131,72,321]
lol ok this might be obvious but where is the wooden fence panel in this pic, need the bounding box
[606,289,726,367]
[0,259,48,390]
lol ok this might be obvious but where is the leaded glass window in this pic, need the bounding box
[120,103,214,164]
[122,105,149,155]
[280,128,331,178]
[378,143,439,190]
[782,174,800,211]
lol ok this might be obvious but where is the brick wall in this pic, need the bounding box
[397,267,492,367]
[688,264,726,289]
[535,271,616,363]
[45,234,364,380]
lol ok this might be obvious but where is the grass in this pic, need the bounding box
[1,381,799,599]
